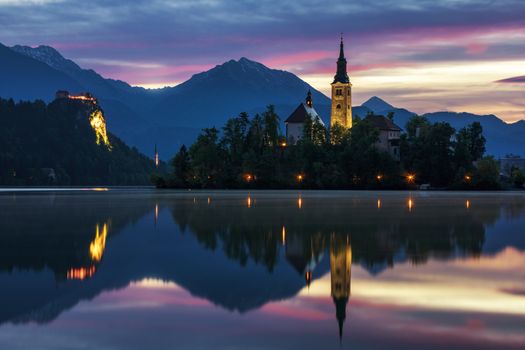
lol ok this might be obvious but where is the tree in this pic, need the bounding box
[172,145,191,185]
[246,113,264,154]
[329,122,348,145]
[311,117,327,145]
[511,167,525,188]
[262,105,280,147]
[473,156,500,189]
[401,116,455,186]
[189,127,224,187]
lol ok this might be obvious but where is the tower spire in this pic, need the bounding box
[339,33,344,59]
[333,35,349,84]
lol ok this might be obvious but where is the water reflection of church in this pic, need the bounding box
[285,231,352,341]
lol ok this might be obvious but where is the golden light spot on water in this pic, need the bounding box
[207,197,211,205]
[377,199,381,209]
[247,196,252,208]
[155,204,159,221]
[408,198,414,211]
[89,223,108,262]
[282,226,286,246]
[67,266,96,280]
[466,200,470,209]
[298,197,302,209]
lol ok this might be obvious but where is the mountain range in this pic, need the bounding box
[1,42,524,158]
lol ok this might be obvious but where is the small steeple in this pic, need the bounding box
[333,35,350,84]
[154,144,159,167]
[305,90,313,108]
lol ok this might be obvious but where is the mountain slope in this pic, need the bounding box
[10,45,154,108]
[0,43,83,101]
[0,97,159,185]
[155,57,331,127]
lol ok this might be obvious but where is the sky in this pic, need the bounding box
[0,0,524,121]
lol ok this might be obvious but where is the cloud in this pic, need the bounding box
[497,76,525,83]
[1,0,525,120]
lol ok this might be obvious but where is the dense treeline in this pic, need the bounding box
[0,97,161,185]
[155,105,500,189]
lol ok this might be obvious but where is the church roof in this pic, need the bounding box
[365,115,401,131]
[285,103,325,126]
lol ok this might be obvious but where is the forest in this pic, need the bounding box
[154,105,511,190]
[0,97,160,185]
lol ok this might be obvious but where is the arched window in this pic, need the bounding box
[336,104,341,109]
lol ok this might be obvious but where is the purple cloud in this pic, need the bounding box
[497,76,525,83]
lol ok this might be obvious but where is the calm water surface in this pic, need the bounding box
[0,189,524,350]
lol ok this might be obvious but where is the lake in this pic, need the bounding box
[0,189,524,349]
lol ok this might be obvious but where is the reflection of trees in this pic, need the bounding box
[169,194,525,272]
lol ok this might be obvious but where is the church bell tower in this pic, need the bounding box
[330,36,352,129]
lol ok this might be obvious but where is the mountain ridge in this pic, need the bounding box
[1,43,524,158]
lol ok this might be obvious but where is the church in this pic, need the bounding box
[285,37,401,160]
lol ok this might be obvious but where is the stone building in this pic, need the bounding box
[365,115,402,161]
[284,90,325,145]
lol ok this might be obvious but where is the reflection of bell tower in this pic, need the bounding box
[330,234,352,342]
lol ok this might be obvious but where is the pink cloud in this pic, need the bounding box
[466,43,488,55]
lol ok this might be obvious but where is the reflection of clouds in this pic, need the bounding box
[348,248,525,316]
[296,248,525,318]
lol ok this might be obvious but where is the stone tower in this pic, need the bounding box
[330,36,352,129]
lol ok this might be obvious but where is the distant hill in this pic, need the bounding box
[355,96,525,157]
[0,97,160,185]
[1,43,524,158]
